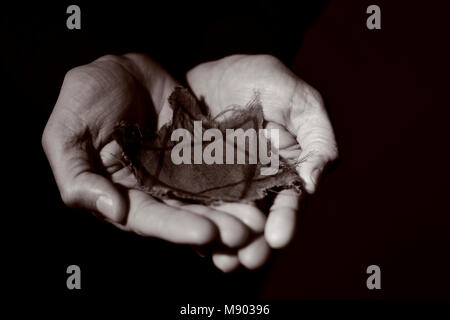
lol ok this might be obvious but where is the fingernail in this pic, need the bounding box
[96,196,116,221]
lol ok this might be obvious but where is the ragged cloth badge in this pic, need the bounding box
[113,86,303,204]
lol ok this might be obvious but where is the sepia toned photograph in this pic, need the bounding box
[3,0,449,315]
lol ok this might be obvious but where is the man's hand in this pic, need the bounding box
[42,53,337,273]
[186,54,338,271]
[43,54,253,247]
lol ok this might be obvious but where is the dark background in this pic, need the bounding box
[2,0,450,306]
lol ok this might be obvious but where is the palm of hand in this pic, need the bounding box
[44,53,337,273]
[187,55,306,159]
[75,55,268,272]
[101,55,298,271]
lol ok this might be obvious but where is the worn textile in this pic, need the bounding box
[113,87,302,204]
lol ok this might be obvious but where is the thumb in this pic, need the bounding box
[42,126,127,223]
[297,147,337,194]
[290,87,338,194]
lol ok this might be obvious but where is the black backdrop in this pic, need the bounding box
[3,0,450,308]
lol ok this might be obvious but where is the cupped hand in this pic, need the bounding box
[42,54,253,248]
[186,54,338,271]
[42,53,337,273]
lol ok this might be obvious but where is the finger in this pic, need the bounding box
[99,140,123,174]
[42,128,127,223]
[99,141,139,188]
[125,189,218,245]
[162,198,185,206]
[212,250,241,273]
[175,204,250,248]
[265,122,302,164]
[279,145,302,165]
[238,235,271,270]
[265,122,297,149]
[110,167,138,189]
[121,53,179,130]
[286,83,338,193]
[212,202,266,233]
[265,189,301,249]
[296,147,337,194]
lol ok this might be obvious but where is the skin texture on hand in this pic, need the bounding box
[42,53,218,245]
[186,55,338,252]
[42,53,337,273]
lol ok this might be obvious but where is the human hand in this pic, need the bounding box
[42,53,337,273]
[186,54,338,270]
[42,54,253,248]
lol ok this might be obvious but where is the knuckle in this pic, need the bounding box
[121,52,150,65]
[63,65,102,94]
[96,53,139,73]
[300,83,325,113]
[64,55,125,88]
[64,65,88,83]
[96,54,123,64]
